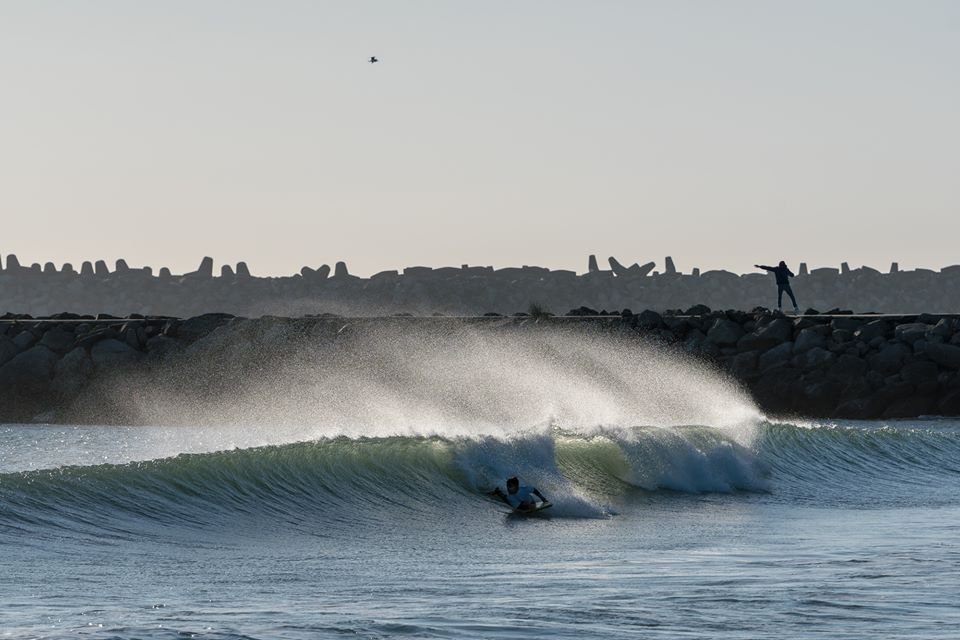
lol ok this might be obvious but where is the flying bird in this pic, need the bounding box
[369,56,378,64]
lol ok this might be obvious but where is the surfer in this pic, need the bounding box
[755,261,800,313]
[491,477,550,512]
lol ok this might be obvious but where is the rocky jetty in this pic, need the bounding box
[1,310,959,424]
[2,254,960,316]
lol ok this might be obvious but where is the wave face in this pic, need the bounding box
[3,421,960,543]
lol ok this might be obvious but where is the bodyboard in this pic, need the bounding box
[513,500,552,515]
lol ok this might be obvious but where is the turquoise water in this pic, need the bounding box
[2,419,960,639]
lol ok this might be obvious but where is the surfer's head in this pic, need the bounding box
[506,477,519,493]
[779,260,787,268]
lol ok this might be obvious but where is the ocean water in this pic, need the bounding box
[2,419,960,639]
[2,328,959,639]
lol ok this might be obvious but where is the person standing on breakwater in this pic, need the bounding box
[755,261,800,313]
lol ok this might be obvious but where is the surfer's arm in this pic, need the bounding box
[532,489,547,502]
[756,265,774,271]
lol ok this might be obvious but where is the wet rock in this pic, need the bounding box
[0,345,59,394]
[76,328,120,349]
[706,318,744,346]
[855,320,891,342]
[901,360,939,385]
[792,346,834,370]
[793,327,828,354]
[52,347,94,397]
[759,342,794,371]
[636,310,662,330]
[175,313,234,342]
[794,377,841,415]
[832,354,867,377]
[924,343,960,370]
[939,389,960,415]
[830,317,863,332]
[883,396,937,419]
[90,339,142,368]
[38,328,76,354]
[730,351,759,377]
[867,343,911,375]
[895,323,931,344]
[738,318,792,352]
[12,330,37,351]
[0,337,19,366]
[144,335,183,361]
[685,304,711,316]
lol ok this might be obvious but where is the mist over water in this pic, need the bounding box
[86,321,761,443]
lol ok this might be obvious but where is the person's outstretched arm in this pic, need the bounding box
[755,264,774,272]
[533,489,548,503]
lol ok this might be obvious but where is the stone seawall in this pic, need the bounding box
[1,310,959,424]
[2,253,960,316]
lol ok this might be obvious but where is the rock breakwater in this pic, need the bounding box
[1,309,959,424]
[3,254,960,316]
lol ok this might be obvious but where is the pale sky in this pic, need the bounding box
[1,1,957,276]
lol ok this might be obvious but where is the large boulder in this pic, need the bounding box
[0,345,61,421]
[758,342,794,371]
[0,337,19,367]
[831,354,867,378]
[939,389,960,416]
[738,318,792,352]
[883,396,938,419]
[729,351,760,378]
[793,377,842,415]
[792,346,835,370]
[75,327,120,349]
[38,328,76,354]
[793,327,828,354]
[169,313,235,342]
[867,343,911,375]
[90,339,143,368]
[12,330,37,351]
[924,343,960,370]
[894,323,931,344]
[0,345,59,395]
[706,318,745,347]
[52,347,94,398]
[863,381,915,417]
[830,317,863,332]
[900,360,939,386]
[636,310,663,330]
[144,335,183,361]
[855,320,891,343]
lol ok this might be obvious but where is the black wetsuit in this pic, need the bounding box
[759,264,798,309]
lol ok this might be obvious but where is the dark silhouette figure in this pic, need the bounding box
[369,56,378,64]
[756,261,799,312]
